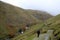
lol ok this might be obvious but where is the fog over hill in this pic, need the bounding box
[1,0,60,15]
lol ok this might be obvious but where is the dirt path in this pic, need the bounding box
[33,30,54,40]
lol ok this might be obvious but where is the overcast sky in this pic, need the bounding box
[1,0,60,15]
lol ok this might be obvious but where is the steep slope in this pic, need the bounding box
[0,1,40,39]
[0,1,52,39]
[44,14,60,40]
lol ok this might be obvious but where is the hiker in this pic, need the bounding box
[37,30,40,37]
[18,29,23,34]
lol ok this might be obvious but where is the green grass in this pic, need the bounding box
[26,34,35,40]
[12,23,44,40]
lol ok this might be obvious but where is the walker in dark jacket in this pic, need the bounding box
[37,30,40,37]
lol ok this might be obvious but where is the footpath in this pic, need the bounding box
[33,30,54,40]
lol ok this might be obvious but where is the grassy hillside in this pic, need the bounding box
[0,1,38,39]
[12,23,44,40]
[22,14,60,40]
[0,1,52,39]
[42,14,60,40]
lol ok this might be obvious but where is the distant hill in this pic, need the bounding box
[0,1,52,39]
[26,9,52,21]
